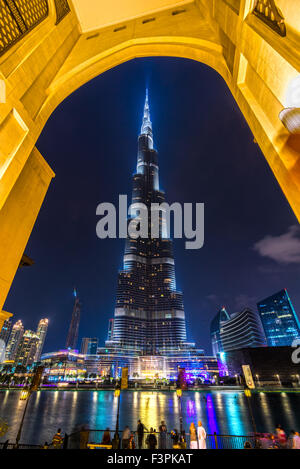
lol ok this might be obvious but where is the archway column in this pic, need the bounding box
[0,148,54,313]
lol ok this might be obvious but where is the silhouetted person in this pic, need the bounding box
[171,429,179,447]
[79,424,90,449]
[128,434,136,449]
[52,428,63,448]
[159,421,167,449]
[137,420,147,449]
[275,424,287,448]
[122,426,131,449]
[291,430,300,449]
[102,428,111,445]
[146,428,157,449]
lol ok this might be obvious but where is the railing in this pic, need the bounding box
[0,430,289,450]
[0,441,42,449]
[62,430,267,450]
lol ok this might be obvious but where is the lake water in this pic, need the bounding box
[0,389,300,445]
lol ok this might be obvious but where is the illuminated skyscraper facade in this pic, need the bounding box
[0,318,13,345]
[14,330,39,367]
[5,320,24,361]
[35,318,49,361]
[210,307,266,355]
[219,308,266,352]
[105,91,193,358]
[66,289,81,350]
[81,337,98,355]
[257,289,300,347]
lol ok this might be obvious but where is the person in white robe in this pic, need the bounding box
[189,422,198,449]
[197,421,207,449]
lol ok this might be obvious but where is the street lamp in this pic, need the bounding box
[255,374,261,387]
[15,366,44,448]
[275,374,281,386]
[176,388,183,435]
[112,384,121,449]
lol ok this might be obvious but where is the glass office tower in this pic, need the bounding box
[219,308,266,352]
[81,337,99,355]
[210,307,230,356]
[105,90,192,357]
[257,289,300,346]
[210,307,266,355]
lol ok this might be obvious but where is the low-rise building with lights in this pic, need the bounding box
[41,349,86,382]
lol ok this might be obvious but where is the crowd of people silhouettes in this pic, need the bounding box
[45,422,300,449]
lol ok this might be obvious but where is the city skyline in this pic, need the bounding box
[2,317,48,366]
[3,58,299,354]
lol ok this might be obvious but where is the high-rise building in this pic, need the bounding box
[210,307,266,355]
[105,90,193,357]
[257,289,300,347]
[5,320,24,361]
[66,288,81,350]
[35,318,48,362]
[14,330,39,367]
[81,337,98,355]
[220,308,266,352]
[0,317,13,345]
[210,307,230,356]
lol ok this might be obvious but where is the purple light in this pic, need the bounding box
[206,394,219,435]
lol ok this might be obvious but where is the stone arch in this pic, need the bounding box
[0,0,299,314]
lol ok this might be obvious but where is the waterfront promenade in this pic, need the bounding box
[1,389,300,447]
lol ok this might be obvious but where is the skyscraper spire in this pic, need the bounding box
[66,289,81,350]
[140,88,153,148]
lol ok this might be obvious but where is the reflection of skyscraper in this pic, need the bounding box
[5,320,24,361]
[35,318,48,361]
[66,289,81,350]
[257,289,300,346]
[14,330,39,367]
[81,337,98,355]
[105,90,191,356]
[0,318,13,345]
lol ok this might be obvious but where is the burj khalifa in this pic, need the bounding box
[105,90,194,358]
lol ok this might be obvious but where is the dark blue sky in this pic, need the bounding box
[4,57,299,354]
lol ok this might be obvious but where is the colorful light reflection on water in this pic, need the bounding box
[1,390,300,444]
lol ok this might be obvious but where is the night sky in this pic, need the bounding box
[4,57,299,354]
